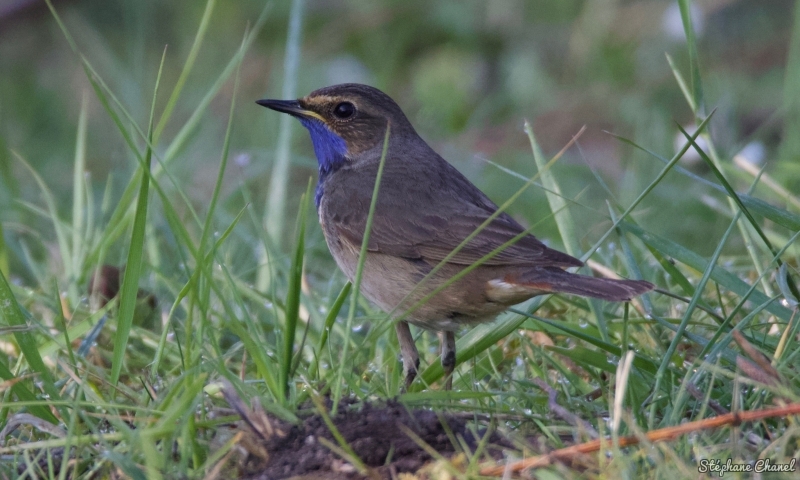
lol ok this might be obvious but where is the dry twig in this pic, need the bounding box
[480,403,800,476]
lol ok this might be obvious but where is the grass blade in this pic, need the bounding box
[665,53,696,113]
[584,111,714,267]
[159,7,270,170]
[153,0,217,142]
[0,323,59,423]
[70,94,89,303]
[184,34,247,367]
[332,124,390,410]
[678,126,777,259]
[678,125,800,302]
[281,178,313,399]
[0,271,62,409]
[613,132,800,231]
[649,211,742,427]
[527,124,581,256]
[779,3,800,161]
[310,282,352,381]
[678,0,704,115]
[12,153,73,292]
[109,49,164,386]
[0,221,7,278]
[621,221,792,321]
[527,123,610,341]
[258,0,306,288]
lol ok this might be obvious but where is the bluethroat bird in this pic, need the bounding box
[257,84,653,390]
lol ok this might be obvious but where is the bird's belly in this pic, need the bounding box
[320,218,515,331]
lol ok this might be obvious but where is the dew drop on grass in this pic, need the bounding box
[578,320,589,329]
[235,153,251,167]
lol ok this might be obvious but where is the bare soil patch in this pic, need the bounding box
[239,400,508,479]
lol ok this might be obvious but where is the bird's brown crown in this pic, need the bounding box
[297,83,417,155]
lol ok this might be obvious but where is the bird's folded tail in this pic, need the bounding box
[498,267,654,302]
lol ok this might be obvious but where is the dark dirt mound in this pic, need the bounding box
[241,401,507,479]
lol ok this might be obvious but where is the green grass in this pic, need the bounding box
[1,1,800,478]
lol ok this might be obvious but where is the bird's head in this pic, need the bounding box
[257,83,416,173]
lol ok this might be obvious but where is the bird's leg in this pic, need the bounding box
[439,330,456,390]
[395,321,420,389]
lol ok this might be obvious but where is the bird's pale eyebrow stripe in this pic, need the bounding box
[305,94,359,111]
[313,95,338,102]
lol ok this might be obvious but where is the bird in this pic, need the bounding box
[257,83,653,390]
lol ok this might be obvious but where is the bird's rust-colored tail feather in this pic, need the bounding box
[513,267,654,302]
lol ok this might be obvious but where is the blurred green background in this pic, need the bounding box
[0,0,797,284]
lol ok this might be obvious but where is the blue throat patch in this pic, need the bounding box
[298,117,348,206]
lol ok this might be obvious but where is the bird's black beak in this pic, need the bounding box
[256,98,310,117]
[256,99,300,114]
[256,99,327,123]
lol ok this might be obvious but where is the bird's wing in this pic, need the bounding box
[322,158,583,269]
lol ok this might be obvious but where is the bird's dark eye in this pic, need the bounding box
[333,102,355,119]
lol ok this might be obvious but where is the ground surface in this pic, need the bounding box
[239,401,507,479]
